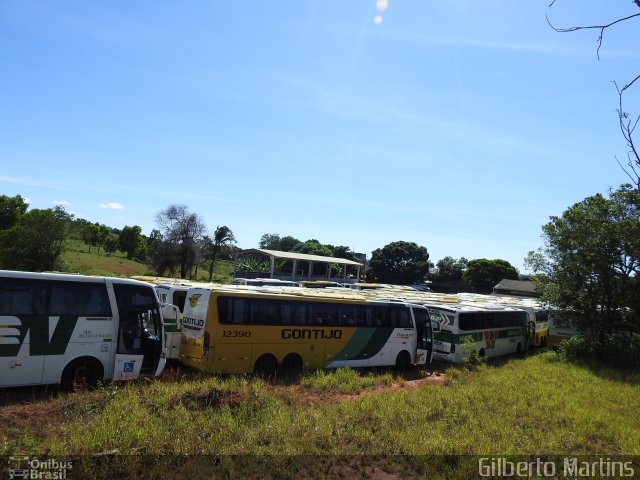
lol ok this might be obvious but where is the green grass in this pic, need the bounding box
[60,239,234,282]
[1,354,638,478]
[61,239,148,277]
[299,367,396,394]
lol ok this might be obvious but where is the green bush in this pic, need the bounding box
[557,334,640,369]
[460,336,486,370]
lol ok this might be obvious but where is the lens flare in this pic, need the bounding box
[376,0,388,12]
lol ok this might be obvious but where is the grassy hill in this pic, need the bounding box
[61,239,233,282]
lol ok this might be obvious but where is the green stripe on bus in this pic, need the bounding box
[332,328,377,361]
[435,328,525,344]
[351,327,395,360]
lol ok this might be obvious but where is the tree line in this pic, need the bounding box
[0,196,521,292]
[3,191,638,354]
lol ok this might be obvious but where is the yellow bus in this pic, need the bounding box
[179,287,434,374]
[526,307,549,347]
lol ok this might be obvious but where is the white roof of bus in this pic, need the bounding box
[3,270,152,286]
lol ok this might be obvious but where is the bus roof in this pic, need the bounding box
[2,270,152,286]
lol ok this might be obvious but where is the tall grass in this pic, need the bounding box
[299,368,395,394]
[1,354,639,478]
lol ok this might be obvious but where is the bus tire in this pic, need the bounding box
[395,350,411,371]
[478,348,486,358]
[280,353,303,376]
[254,354,278,377]
[61,357,103,391]
[515,343,523,356]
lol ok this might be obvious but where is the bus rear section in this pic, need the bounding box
[179,287,433,374]
[528,307,550,347]
[547,311,583,348]
[0,271,165,388]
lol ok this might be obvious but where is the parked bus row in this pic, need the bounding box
[1,270,573,389]
[153,280,537,370]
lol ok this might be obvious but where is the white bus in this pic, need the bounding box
[179,287,434,374]
[0,270,166,389]
[154,283,190,360]
[547,311,583,348]
[426,303,530,363]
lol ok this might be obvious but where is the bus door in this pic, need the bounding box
[112,284,165,380]
[160,303,181,359]
[412,308,433,365]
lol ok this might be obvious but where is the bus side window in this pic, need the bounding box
[391,307,411,328]
[308,302,338,326]
[231,298,248,324]
[338,304,363,327]
[173,291,187,313]
[50,283,111,317]
[0,278,35,315]
[118,310,143,354]
[367,306,388,327]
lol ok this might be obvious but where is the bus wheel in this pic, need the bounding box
[395,351,411,371]
[280,353,303,377]
[61,357,103,391]
[478,348,486,358]
[254,354,278,377]
[515,343,523,356]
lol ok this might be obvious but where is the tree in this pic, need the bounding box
[83,223,109,254]
[118,225,147,260]
[259,233,281,250]
[331,245,358,262]
[204,225,237,282]
[104,236,119,255]
[293,239,333,257]
[155,205,206,278]
[463,259,518,294]
[0,194,28,230]
[279,235,303,252]
[547,2,640,189]
[148,229,179,277]
[0,206,71,271]
[367,241,431,284]
[433,256,468,282]
[528,184,640,339]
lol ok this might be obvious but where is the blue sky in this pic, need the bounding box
[1,1,637,271]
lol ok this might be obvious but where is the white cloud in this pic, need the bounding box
[99,202,124,210]
[51,200,70,205]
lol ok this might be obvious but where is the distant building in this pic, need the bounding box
[492,278,539,298]
[233,248,364,284]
